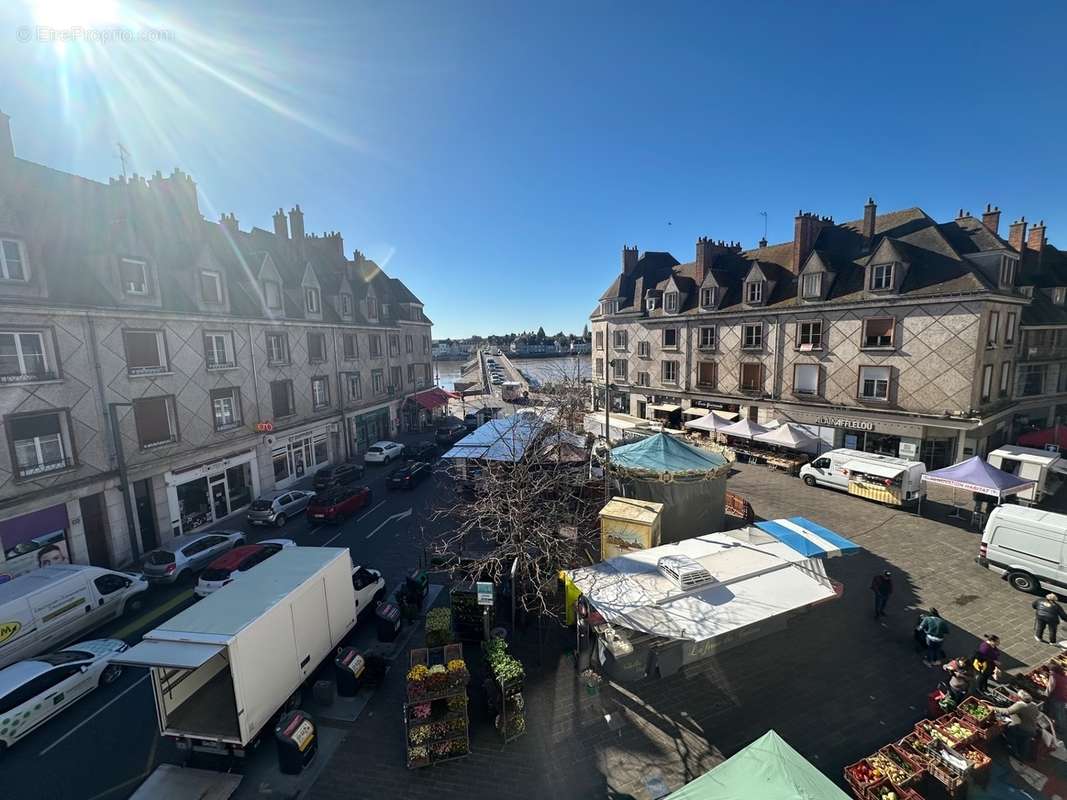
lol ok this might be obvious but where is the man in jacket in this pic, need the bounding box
[918,608,949,666]
[1033,593,1067,644]
[871,570,892,620]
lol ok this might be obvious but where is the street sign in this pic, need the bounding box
[476,581,494,606]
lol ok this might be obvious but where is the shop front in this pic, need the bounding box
[403,388,451,432]
[348,407,392,454]
[166,450,259,537]
[272,424,333,490]
[0,503,71,582]
[778,409,958,465]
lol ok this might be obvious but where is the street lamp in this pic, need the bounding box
[108,402,141,562]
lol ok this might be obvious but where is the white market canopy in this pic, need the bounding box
[719,418,770,440]
[684,412,735,433]
[753,422,821,452]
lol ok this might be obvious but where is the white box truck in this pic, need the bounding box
[986,444,1067,505]
[799,448,926,506]
[116,547,357,756]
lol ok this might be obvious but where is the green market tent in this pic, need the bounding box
[664,730,849,800]
[608,433,730,544]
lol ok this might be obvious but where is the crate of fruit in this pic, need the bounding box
[956,696,994,728]
[918,717,976,750]
[958,744,991,778]
[868,746,923,788]
[864,780,924,800]
[896,732,934,768]
[844,759,880,792]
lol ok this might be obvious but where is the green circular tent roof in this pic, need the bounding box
[610,432,728,477]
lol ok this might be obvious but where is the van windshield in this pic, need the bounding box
[144,550,175,566]
[38,651,92,665]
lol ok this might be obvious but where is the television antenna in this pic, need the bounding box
[116,142,130,179]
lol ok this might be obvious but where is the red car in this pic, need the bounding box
[306,485,373,523]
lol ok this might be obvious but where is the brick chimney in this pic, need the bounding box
[273,208,288,239]
[0,110,12,160]
[622,245,639,274]
[220,212,239,234]
[862,197,877,246]
[1028,220,1047,253]
[982,204,1001,235]
[1008,217,1028,252]
[695,237,714,286]
[288,205,305,242]
[792,212,827,274]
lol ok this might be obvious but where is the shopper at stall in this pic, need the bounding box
[973,634,1001,693]
[943,659,972,704]
[918,608,949,666]
[1047,664,1067,735]
[995,690,1041,759]
[1032,594,1067,644]
[870,570,892,620]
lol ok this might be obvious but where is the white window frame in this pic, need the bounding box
[862,317,895,349]
[797,320,822,350]
[662,360,679,384]
[0,331,50,381]
[311,377,330,409]
[637,340,651,358]
[264,280,282,310]
[613,330,628,351]
[859,366,891,401]
[120,258,149,296]
[987,311,1000,347]
[0,238,28,281]
[1000,361,1011,397]
[662,328,679,349]
[342,333,359,360]
[1001,257,1017,286]
[135,396,178,449]
[739,363,763,392]
[305,287,320,314]
[794,363,819,395]
[1005,312,1017,345]
[741,323,763,350]
[664,292,679,313]
[981,364,993,401]
[341,293,352,315]
[348,372,362,401]
[200,270,223,304]
[10,413,68,477]
[307,332,327,363]
[869,263,893,291]
[372,369,385,394]
[646,296,657,311]
[700,287,716,307]
[369,335,382,358]
[696,361,716,388]
[801,272,822,299]
[612,359,628,382]
[266,333,289,364]
[699,326,716,350]
[204,331,235,370]
[637,371,650,387]
[124,330,168,376]
[745,281,763,304]
[212,389,241,430]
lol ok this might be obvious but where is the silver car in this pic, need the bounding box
[246,490,315,527]
[141,530,246,584]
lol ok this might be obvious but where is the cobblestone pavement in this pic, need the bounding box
[311,463,1055,800]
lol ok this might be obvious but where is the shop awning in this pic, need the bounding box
[843,460,905,479]
[753,517,859,558]
[648,404,681,414]
[682,408,707,418]
[408,388,451,411]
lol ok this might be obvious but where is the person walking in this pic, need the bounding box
[871,570,892,619]
[918,608,949,666]
[974,634,1002,694]
[1032,593,1067,644]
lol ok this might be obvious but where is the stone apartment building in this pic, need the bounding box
[590,200,1067,469]
[0,111,433,579]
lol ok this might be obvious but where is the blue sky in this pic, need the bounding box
[3,1,1066,338]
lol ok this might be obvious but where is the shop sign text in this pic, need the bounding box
[814,415,875,432]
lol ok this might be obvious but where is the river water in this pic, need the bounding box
[433,355,591,390]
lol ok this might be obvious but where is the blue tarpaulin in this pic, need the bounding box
[610,433,728,473]
[754,517,859,558]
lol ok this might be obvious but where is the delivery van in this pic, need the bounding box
[986,445,1067,505]
[799,448,926,506]
[0,565,149,668]
[977,505,1067,594]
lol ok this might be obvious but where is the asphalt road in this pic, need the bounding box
[4,452,443,800]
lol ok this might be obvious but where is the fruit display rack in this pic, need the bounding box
[405,645,470,768]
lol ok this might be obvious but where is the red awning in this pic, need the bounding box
[1017,425,1067,450]
[410,388,451,411]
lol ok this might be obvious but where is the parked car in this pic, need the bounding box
[978,505,1067,593]
[363,441,405,464]
[388,461,431,490]
[142,531,246,584]
[0,567,148,669]
[0,639,128,754]
[194,539,296,598]
[306,485,373,523]
[352,565,386,618]
[435,424,465,445]
[246,490,316,527]
[405,441,438,461]
[312,462,365,491]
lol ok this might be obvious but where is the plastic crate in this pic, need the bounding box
[843,759,879,793]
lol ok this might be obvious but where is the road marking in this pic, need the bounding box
[365,508,413,539]
[109,589,194,640]
[320,500,387,546]
[40,674,150,756]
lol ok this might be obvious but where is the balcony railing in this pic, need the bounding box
[0,370,57,384]
[128,364,169,377]
[15,455,74,479]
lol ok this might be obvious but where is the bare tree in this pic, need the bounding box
[431,369,601,620]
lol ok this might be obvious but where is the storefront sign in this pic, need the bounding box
[476,581,494,606]
[898,442,918,459]
[254,421,274,432]
[814,415,875,432]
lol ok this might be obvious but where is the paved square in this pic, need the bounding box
[312,463,1053,800]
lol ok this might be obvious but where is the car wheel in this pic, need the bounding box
[123,596,145,616]
[100,664,123,686]
[1007,571,1039,593]
[802,475,816,487]
[275,513,287,528]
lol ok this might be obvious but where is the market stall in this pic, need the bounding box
[566,517,858,682]
[918,455,1036,520]
[682,411,736,435]
[664,730,849,800]
[405,645,470,768]
[752,422,821,473]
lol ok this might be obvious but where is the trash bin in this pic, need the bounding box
[334,646,365,696]
[274,710,317,775]
[376,602,401,642]
[405,569,429,608]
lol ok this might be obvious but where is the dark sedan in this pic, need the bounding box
[404,441,438,462]
[388,461,430,490]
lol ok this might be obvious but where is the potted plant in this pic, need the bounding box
[581,669,603,696]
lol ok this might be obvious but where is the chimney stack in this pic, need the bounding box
[981,204,1001,235]
[0,110,12,160]
[792,212,827,274]
[862,197,877,245]
[621,245,639,274]
[1008,217,1028,252]
[695,237,715,285]
[1027,220,1047,253]
[220,212,239,234]
[288,205,304,242]
[273,208,288,239]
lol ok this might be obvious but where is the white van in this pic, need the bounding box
[978,505,1067,593]
[986,445,1067,505]
[800,448,926,506]
[0,565,148,669]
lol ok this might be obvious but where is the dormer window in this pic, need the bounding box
[801,273,822,299]
[745,281,763,304]
[341,293,352,315]
[264,280,281,310]
[120,258,149,296]
[700,287,716,308]
[646,295,656,311]
[1000,256,1018,287]
[367,297,378,320]
[305,287,320,314]
[600,299,619,315]
[0,239,28,281]
[869,263,893,291]
[1055,288,1066,306]
[664,292,679,313]
[200,270,223,304]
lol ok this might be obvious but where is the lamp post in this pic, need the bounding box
[108,402,141,562]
